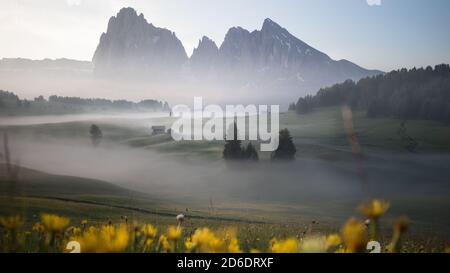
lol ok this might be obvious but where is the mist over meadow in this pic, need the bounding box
[3,113,449,234]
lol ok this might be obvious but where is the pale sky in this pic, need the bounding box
[0,0,449,71]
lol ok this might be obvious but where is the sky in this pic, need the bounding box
[0,0,449,71]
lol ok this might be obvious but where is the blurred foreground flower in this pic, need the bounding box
[387,216,410,253]
[41,214,70,232]
[270,238,299,253]
[0,215,23,231]
[158,235,171,252]
[167,226,182,242]
[359,199,390,220]
[191,228,224,253]
[74,224,129,253]
[326,234,342,250]
[142,224,157,239]
[359,199,389,240]
[342,218,367,253]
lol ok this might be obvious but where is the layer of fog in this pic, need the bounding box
[3,113,450,233]
[0,68,301,109]
[0,112,169,126]
[6,132,450,226]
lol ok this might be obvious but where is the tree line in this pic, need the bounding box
[0,90,171,115]
[290,64,450,122]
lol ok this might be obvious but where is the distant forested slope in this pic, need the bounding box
[290,64,450,123]
[0,90,170,116]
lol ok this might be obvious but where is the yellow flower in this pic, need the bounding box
[158,235,171,252]
[326,234,342,249]
[191,228,224,253]
[0,215,23,231]
[228,237,242,253]
[32,222,45,233]
[300,236,327,253]
[101,225,129,252]
[142,224,157,239]
[270,238,299,253]
[250,249,261,253]
[145,239,154,248]
[76,224,129,253]
[220,227,242,253]
[167,226,182,242]
[87,226,97,233]
[41,214,70,232]
[68,226,81,236]
[184,238,195,252]
[359,199,390,220]
[342,218,368,253]
[146,238,153,246]
[81,219,88,226]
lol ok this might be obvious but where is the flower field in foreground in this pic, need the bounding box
[0,199,447,253]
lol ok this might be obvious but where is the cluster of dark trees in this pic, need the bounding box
[223,123,259,161]
[223,124,296,161]
[290,64,450,122]
[0,90,171,115]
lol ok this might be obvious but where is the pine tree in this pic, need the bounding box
[223,122,243,160]
[243,142,259,161]
[271,129,296,160]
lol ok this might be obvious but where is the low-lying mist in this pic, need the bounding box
[2,113,450,233]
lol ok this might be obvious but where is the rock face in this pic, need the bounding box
[190,36,219,76]
[93,8,382,97]
[92,7,188,77]
[215,18,380,88]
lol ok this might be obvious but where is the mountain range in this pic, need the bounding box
[92,7,382,92]
[0,7,383,105]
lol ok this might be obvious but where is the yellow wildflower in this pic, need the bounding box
[158,235,171,252]
[67,226,81,236]
[359,199,390,220]
[228,237,242,253]
[32,222,45,233]
[191,228,224,253]
[184,238,195,252]
[167,226,182,242]
[342,218,368,253]
[270,238,299,253]
[326,234,342,249]
[77,224,129,253]
[81,219,88,226]
[0,215,23,231]
[142,224,157,239]
[100,225,129,252]
[41,214,70,232]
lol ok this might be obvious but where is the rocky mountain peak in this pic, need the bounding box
[92,7,187,77]
[190,36,219,74]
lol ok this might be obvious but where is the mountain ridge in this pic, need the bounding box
[92,7,382,88]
